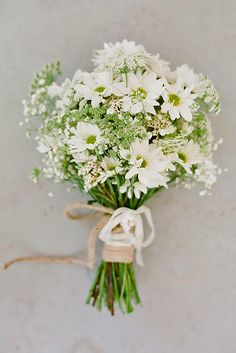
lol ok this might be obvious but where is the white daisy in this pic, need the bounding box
[124,139,169,188]
[133,181,148,199]
[173,64,198,88]
[119,180,148,199]
[122,72,164,114]
[161,81,197,121]
[99,157,123,182]
[76,72,113,108]
[69,122,102,154]
[148,54,172,80]
[119,180,133,199]
[177,141,203,173]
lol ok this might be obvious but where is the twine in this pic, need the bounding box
[102,244,134,263]
[3,202,134,271]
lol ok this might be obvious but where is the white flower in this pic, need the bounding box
[99,157,123,182]
[47,83,62,98]
[194,74,221,115]
[37,136,57,153]
[76,72,113,108]
[69,122,102,154]
[72,69,87,82]
[93,39,149,72]
[119,180,133,199]
[148,54,172,80]
[194,159,221,190]
[177,141,203,173]
[173,64,198,87]
[119,180,148,199]
[122,72,164,114]
[125,139,169,188]
[72,150,92,164]
[133,181,148,199]
[161,81,197,121]
[148,113,176,137]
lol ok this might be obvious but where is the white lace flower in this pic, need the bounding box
[161,81,197,121]
[194,74,221,115]
[76,72,113,108]
[194,159,221,190]
[69,122,102,154]
[122,72,164,114]
[125,139,169,188]
[93,39,149,73]
[177,141,203,173]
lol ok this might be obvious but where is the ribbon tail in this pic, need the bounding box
[135,246,144,267]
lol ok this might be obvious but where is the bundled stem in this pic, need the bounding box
[86,260,141,315]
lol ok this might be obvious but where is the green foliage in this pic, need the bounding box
[190,113,213,155]
[30,167,41,182]
[31,62,61,94]
[63,105,148,150]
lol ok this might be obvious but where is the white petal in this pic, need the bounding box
[125,166,138,179]
[130,102,143,114]
[179,106,192,121]
[169,106,180,120]
[122,96,132,111]
[91,95,102,107]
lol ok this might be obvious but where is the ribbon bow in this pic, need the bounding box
[99,206,155,267]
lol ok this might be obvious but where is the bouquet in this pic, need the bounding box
[6,40,222,315]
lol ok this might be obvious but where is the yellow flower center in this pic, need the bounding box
[86,135,97,144]
[131,87,147,101]
[107,164,116,171]
[95,86,106,93]
[137,155,148,168]
[168,94,181,106]
[178,152,187,163]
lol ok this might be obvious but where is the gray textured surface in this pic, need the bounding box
[0,1,235,352]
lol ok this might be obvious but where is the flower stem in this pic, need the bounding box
[86,260,141,315]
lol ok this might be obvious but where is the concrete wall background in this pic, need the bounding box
[0,1,235,352]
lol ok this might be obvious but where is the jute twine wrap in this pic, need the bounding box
[3,203,135,271]
[102,244,134,263]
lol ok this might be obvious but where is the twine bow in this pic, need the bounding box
[3,203,155,270]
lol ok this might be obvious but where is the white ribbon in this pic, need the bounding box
[98,206,155,267]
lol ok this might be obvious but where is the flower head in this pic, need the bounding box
[173,64,198,88]
[124,139,169,188]
[69,122,102,154]
[93,39,150,73]
[76,72,113,108]
[161,81,197,121]
[177,141,202,173]
[148,54,172,80]
[99,157,123,182]
[122,72,164,114]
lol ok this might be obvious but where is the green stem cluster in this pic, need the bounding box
[86,261,140,315]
